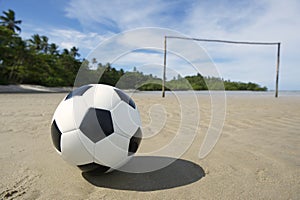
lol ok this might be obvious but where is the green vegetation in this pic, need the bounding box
[0,9,267,91]
[0,9,81,86]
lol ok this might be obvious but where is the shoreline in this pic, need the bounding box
[0,84,73,93]
[0,84,299,94]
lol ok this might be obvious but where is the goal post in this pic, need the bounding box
[162,36,281,98]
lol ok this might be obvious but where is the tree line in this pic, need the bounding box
[0,9,267,91]
[0,9,81,86]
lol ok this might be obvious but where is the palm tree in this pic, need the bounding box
[0,9,22,33]
[28,34,42,51]
[41,36,49,54]
[49,43,59,55]
[61,48,70,56]
[70,46,80,58]
[8,39,27,82]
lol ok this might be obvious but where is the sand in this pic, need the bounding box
[0,92,299,199]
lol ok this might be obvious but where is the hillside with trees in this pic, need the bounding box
[0,9,267,91]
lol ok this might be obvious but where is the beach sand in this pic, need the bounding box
[0,92,299,199]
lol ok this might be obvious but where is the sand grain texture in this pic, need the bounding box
[0,93,299,199]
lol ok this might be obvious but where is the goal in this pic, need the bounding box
[162,36,281,98]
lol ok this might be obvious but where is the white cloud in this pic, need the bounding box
[21,24,112,56]
[64,0,171,31]
[20,0,300,89]
[84,28,223,81]
[47,29,109,51]
[174,0,300,90]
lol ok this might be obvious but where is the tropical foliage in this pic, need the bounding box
[0,10,81,86]
[0,9,267,91]
[0,9,22,33]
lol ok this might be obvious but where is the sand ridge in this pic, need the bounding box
[0,93,299,199]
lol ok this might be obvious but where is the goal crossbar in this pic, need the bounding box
[162,36,281,98]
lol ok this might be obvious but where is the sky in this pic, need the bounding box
[1,0,299,90]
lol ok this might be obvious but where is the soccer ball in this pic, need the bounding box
[50,84,142,173]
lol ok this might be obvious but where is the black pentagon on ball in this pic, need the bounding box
[51,120,62,152]
[128,127,142,156]
[65,85,92,100]
[114,89,136,109]
[77,162,110,173]
[79,108,114,143]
